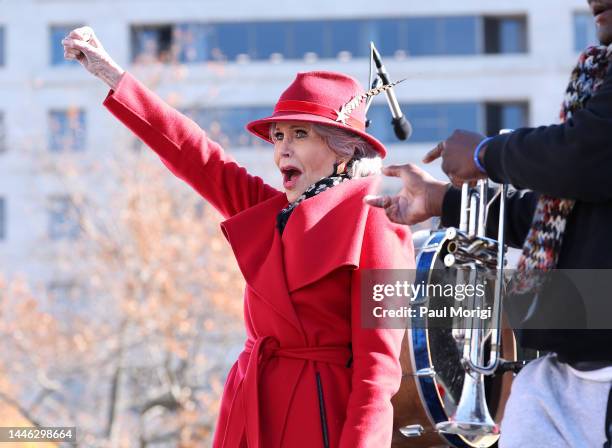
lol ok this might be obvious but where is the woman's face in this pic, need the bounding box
[272,121,338,202]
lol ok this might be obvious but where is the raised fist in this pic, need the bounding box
[62,26,124,89]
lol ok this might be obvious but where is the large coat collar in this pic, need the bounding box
[220,176,380,335]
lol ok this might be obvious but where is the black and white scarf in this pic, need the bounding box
[276,164,353,235]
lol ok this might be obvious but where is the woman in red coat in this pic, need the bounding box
[63,27,415,448]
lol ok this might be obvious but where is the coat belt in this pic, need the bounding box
[224,336,351,448]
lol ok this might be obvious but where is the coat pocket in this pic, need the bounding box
[315,372,330,448]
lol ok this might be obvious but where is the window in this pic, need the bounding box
[49,109,86,152]
[0,112,5,153]
[46,280,86,331]
[485,102,529,136]
[173,23,211,63]
[0,197,5,240]
[0,26,5,67]
[251,22,291,60]
[48,195,81,240]
[47,281,83,308]
[131,25,174,64]
[368,101,528,143]
[131,15,525,64]
[483,16,528,54]
[368,102,481,143]
[338,20,376,59]
[50,25,81,66]
[574,12,598,51]
[210,22,251,61]
[183,106,272,147]
[180,101,527,146]
[406,17,480,56]
[289,21,330,60]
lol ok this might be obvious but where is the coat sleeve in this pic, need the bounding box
[440,186,538,249]
[338,208,414,448]
[102,72,280,219]
[482,64,612,202]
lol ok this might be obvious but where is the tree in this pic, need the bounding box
[2,134,246,446]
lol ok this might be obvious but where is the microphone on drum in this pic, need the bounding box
[370,42,413,141]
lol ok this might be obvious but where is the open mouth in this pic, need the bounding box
[281,166,302,189]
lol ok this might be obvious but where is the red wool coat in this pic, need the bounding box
[103,73,415,448]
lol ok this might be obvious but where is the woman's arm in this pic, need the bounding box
[63,26,280,218]
[338,208,413,448]
[102,73,280,217]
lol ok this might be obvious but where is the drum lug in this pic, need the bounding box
[414,367,436,378]
[399,424,425,438]
[445,227,457,240]
[444,253,456,267]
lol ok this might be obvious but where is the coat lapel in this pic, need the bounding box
[282,176,378,292]
[220,193,304,336]
[220,176,383,333]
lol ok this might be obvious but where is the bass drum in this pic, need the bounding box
[391,230,516,448]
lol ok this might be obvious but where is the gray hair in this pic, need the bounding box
[269,122,382,177]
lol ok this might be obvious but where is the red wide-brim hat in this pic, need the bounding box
[246,71,387,158]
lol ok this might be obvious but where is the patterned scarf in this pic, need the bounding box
[276,162,353,235]
[513,44,612,292]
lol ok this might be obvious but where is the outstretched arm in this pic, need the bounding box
[63,26,281,218]
[102,73,280,217]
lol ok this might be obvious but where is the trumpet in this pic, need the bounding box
[435,177,508,440]
[392,130,524,448]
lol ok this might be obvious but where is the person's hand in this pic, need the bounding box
[62,26,125,89]
[423,129,488,186]
[364,164,449,225]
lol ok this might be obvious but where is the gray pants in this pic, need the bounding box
[500,354,612,448]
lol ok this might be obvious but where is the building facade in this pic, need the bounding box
[0,0,598,283]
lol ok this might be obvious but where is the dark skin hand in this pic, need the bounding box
[422,129,489,187]
[364,164,449,226]
[365,131,489,225]
[365,129,491,225]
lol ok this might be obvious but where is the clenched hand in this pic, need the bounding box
[62,26,125,89]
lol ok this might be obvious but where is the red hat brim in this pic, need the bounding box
[246,111,387,158]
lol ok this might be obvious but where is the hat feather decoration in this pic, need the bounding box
[335,78,406,125]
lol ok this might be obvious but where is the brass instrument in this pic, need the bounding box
[392,131,527,448]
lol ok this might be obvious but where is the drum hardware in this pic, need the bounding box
[495,360,529,375]
[413,368,437,378]
[452,327,466,343]
[399,425,426,438]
